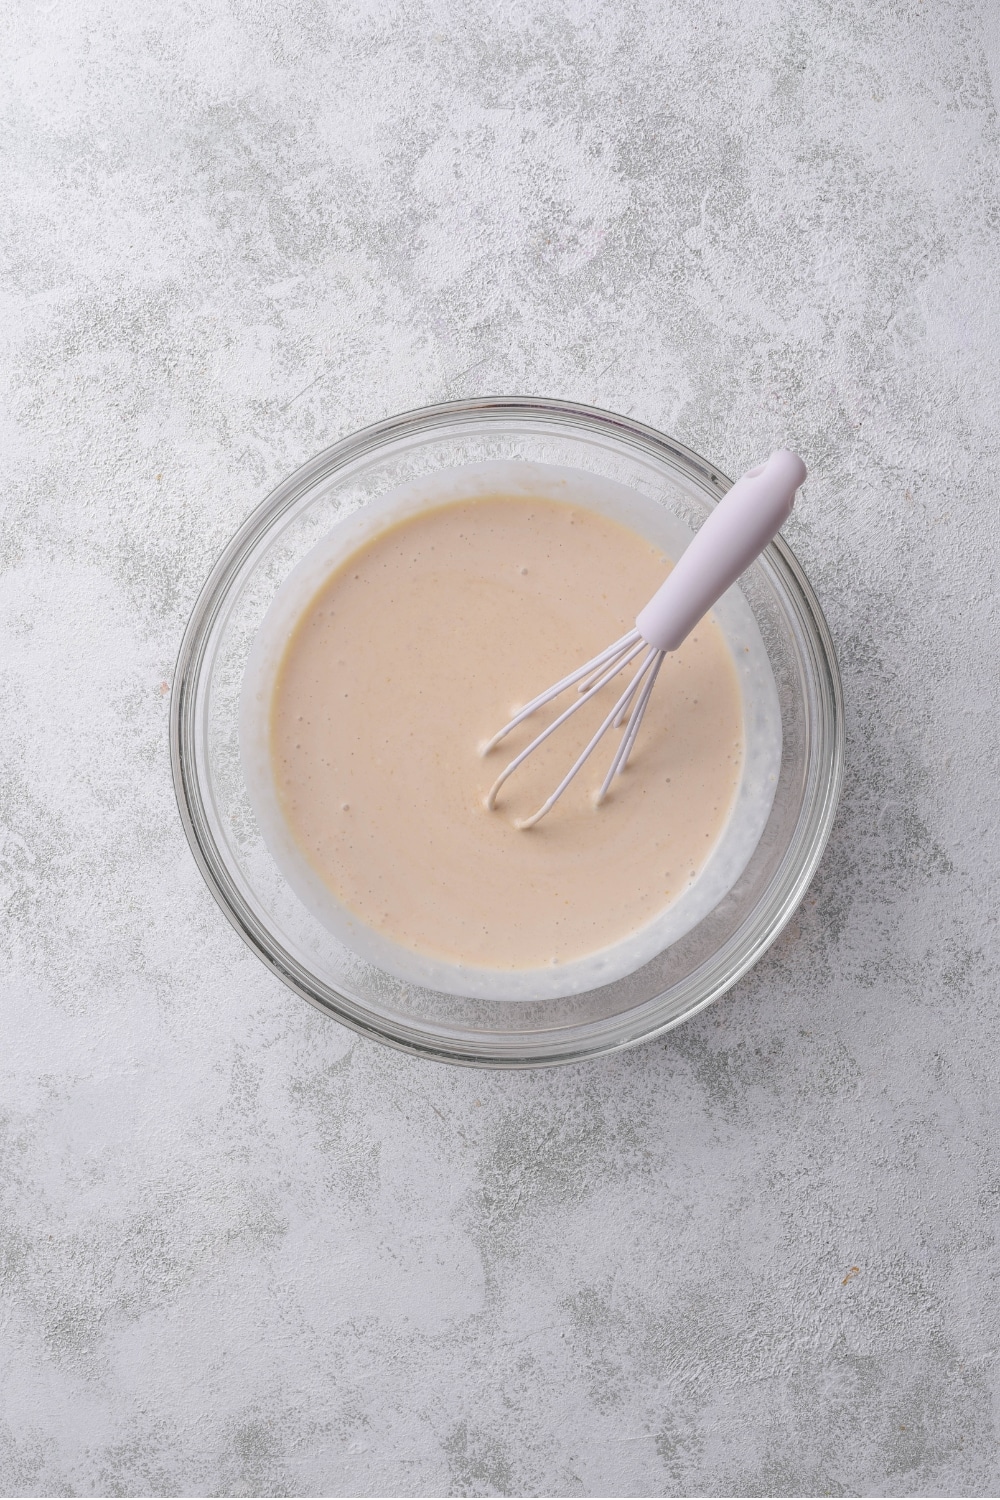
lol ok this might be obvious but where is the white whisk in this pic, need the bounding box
[482,450,807,828]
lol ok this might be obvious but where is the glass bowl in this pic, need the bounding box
[170,397,843,1068]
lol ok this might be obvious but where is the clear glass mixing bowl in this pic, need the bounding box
[170,397,843,1067]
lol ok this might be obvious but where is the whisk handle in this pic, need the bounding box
[635,449,806,652]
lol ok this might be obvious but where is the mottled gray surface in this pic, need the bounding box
[2,0,999,1495]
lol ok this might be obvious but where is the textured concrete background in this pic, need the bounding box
[2,0,999,1495]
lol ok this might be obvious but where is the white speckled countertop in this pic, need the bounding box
[3,2,999,1495]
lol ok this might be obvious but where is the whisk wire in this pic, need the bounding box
[612,649,656,727]
[576,633,640,695]
[484,637,646,811]
[480,628,640,756]
[596,650,664,803]
[619,653,664,769]
[515,647,661,829]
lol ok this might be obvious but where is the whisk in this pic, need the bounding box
[482,449,807,828]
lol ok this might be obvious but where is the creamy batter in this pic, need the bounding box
[268,493,744,970]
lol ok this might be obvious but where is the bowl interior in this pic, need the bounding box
[172,398,843,1066]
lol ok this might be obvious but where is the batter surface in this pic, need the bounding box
[270,494,744,969]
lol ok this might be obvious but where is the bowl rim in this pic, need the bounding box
[170,395,845,1068]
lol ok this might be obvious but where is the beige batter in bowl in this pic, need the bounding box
[239,461,783,1001]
